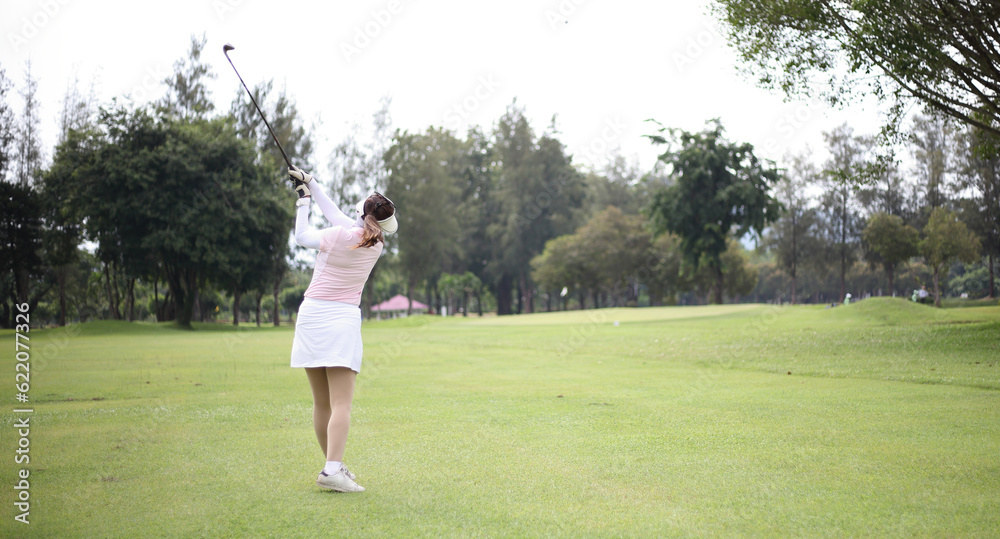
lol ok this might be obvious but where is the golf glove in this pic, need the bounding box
[288,166,311,198]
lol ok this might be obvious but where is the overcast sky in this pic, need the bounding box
[3,0,886,177]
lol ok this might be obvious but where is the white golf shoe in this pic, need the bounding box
[342,467,357,481]
[317,466,365,493]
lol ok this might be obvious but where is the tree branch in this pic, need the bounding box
[816,0,1000,137]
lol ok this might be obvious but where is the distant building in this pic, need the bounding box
[371,295,429,319]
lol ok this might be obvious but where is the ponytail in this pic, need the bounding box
[353,213,384,249]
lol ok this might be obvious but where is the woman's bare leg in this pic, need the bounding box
[305,367,332,456]
[324,367,357,462]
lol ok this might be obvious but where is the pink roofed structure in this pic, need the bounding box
[371,295,429,318]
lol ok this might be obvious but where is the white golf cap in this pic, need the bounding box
[377,213,398,234]
[356,198,398,235]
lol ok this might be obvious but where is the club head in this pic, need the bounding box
[223,43,235,54]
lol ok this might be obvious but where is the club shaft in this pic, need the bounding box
[224,51,292,168]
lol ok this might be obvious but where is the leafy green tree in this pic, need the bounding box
[0,181,43,327]
[385,127,464,313]
[0,64,21,326]
[718,239,759,300]
[583,154,642,218]
[62,104,286,328]
[490,103,584,314]
[212,171,291,328]
[573,206,651,306]
[862,213,920,296]
[647,120,781,304]
[490,103,540,314]
[455,126,499,286]
[456,272,484,316]
[858,161,909,220]
[947,263,991,299]
[910,109,955,217]
[955,122,1000,298]
[531,233,593,311]
[645,232,685,306]
[159,34,215,121]
[229,78,313,324]
[769,152,822,304]
[281,284,308,323]
[2,62,51,325]
[713,0,1000,137]
[685,238,759,303]
[40,77,97,325]
[14,61,42,187]
[438,272,483,316]
[0,64,15,181]
[921,207,981,307]
[324,96,391,206]
[819,124,868,302]
[41,134,86,325]
[230,78,315,173]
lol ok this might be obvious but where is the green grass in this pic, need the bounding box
[940,296,1000,309]
[2,298,999,537]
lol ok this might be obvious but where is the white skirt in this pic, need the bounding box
[290,297,363,372]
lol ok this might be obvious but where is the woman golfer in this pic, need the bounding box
[288,166,397,493]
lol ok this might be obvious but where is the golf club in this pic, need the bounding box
[222,43,292,168]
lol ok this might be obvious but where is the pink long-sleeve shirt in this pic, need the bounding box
[294,179,384,306]
[303,226,383,305]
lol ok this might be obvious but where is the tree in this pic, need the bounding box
[14,61,42,187]
[3,62,49,326]
[231,78,315,174]
[437,271,483,316]
[531,233,593,310]
[921,208,981,307]
[0,181,43,327]
[489,103,585,314]
[681,238,759,303]
[530,208,654,310]
[858,160,908,220]
[711,238,759,301]
[647,120,781,304]
[819,124,868,302]
[645,232,685,306]
[490,104,537,314]
[325,96,391,206]
[456,272,484,316]
[862,213,920,296]
[40,76,97,326]
[0,64,15,182]
[384,127,464,314]
[583,153,642,218]
[63,105,285,329]
[954,122,1000,298]
[714,1,1000,138]
[573,206,651,307]
[59,73,96,141]
[159,34,215,121]
[910,109,956,218]
[229,78,314,325]
[770,152,822,304]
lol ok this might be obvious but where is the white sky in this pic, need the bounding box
[3,0,887,177]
